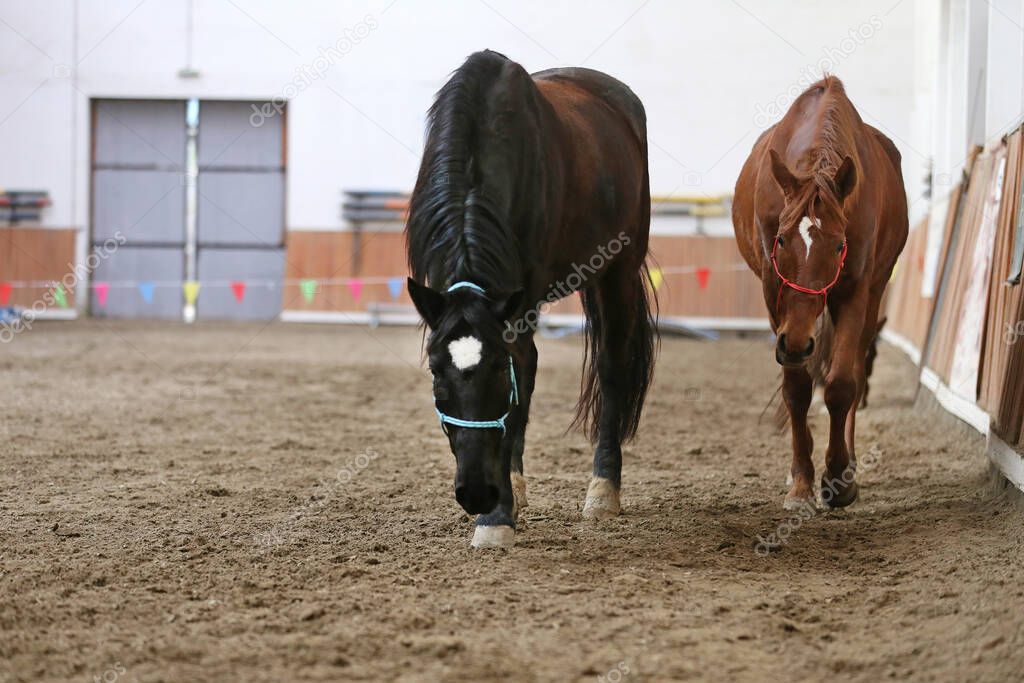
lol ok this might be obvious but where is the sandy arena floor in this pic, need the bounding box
[1,321,1022,682]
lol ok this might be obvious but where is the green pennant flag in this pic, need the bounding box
[52,284,68,308]
[300,279,318,303]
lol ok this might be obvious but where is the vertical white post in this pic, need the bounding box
[183,99,199,323]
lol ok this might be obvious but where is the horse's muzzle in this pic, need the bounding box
[454,480,500,515]
[776,333,815,367]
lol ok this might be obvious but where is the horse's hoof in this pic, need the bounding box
[511,472,528,520]
[820,477,859,509]
[783,494,817,512]
[471,525,515,549]
[582,477,620,520]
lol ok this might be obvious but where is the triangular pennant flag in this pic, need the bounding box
[94,282,110,307]
[52,284,68,308]
[138,282,155,304]
[0,282,12,305]
[231,281,246,303]
[387,277,403,301]
[300,279,318,303]
[696,267,711,290]
[649,267,664,291]
[347,278,363,303]
[183,281,200,305]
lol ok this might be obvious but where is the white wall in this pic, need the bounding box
[919,0,1024,297]
[985,0,1024,139]
[0,0,926,236]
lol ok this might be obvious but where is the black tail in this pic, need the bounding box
[573,265,658,442]
[772,312,833,429]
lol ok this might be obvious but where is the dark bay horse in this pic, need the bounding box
[406,51,655,548]
[733,76,907,510]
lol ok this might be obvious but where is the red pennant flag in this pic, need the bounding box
[347,278,363,302]
[0,282,11,305]
[94,282,110,307]
[696,267,711,290]
[231,281,246,303]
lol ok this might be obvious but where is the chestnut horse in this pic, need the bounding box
[733,77,907,510]
[406,51,655,547]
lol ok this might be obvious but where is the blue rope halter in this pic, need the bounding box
[433,281,519,435]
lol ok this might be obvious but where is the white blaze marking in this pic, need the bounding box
[448,336,482,370]
[798,217,817,259]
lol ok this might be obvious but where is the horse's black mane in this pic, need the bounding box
[406,50,523,293]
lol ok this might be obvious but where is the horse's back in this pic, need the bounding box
[532,67,647,148]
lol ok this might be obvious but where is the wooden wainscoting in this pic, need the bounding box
[0,227,78,309]
[282,230,766,324]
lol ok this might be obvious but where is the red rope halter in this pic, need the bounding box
[770,235,848,310]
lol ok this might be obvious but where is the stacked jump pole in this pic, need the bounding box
[885,124,1024,490]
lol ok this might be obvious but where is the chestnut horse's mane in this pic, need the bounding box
[777,76,862,228]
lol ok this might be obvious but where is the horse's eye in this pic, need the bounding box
[433,380,449,401]
[836,242,845,254]
[777,236,785,247]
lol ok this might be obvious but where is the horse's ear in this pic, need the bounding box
[832,155,857,201]
[768,149,799,199]
[490,289,523,323]
[407,278,445,328]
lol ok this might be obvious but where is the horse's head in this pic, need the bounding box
[767,149,856,366]
[407,278,523,515]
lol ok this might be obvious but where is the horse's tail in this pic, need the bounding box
[772,312,834,429]
[573,265,658,443]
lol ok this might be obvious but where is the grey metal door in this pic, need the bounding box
[196,100,285,320]
[91,100,186,319]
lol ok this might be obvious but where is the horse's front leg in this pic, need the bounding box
[783,365,816,510]
[472,341,537,548]
[821,292,869,509]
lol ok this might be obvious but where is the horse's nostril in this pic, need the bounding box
[804,337,815,358]
[485,485,499,505]
[454,483,500,514]
[777,334,787,352]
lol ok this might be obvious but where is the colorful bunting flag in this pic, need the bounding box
[52,284,68,308]
[94,282,110,307]
[183,281,201,305]
[387,277,403,301]
[300,279,318,303]
[696,267,711,290]
[347,278,363,303]
[649,267,664,291]
[138,282,155,304]
[0,282,11,305]
[231,281,246,303]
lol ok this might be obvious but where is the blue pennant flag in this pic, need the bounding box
[387,277,403,301]
[138,282,155,304]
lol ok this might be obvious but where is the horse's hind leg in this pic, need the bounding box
[581,265,654,520]
[472,341,537,548]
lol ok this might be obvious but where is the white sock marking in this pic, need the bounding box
[798,217,816,259]
[448,336,482,370]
